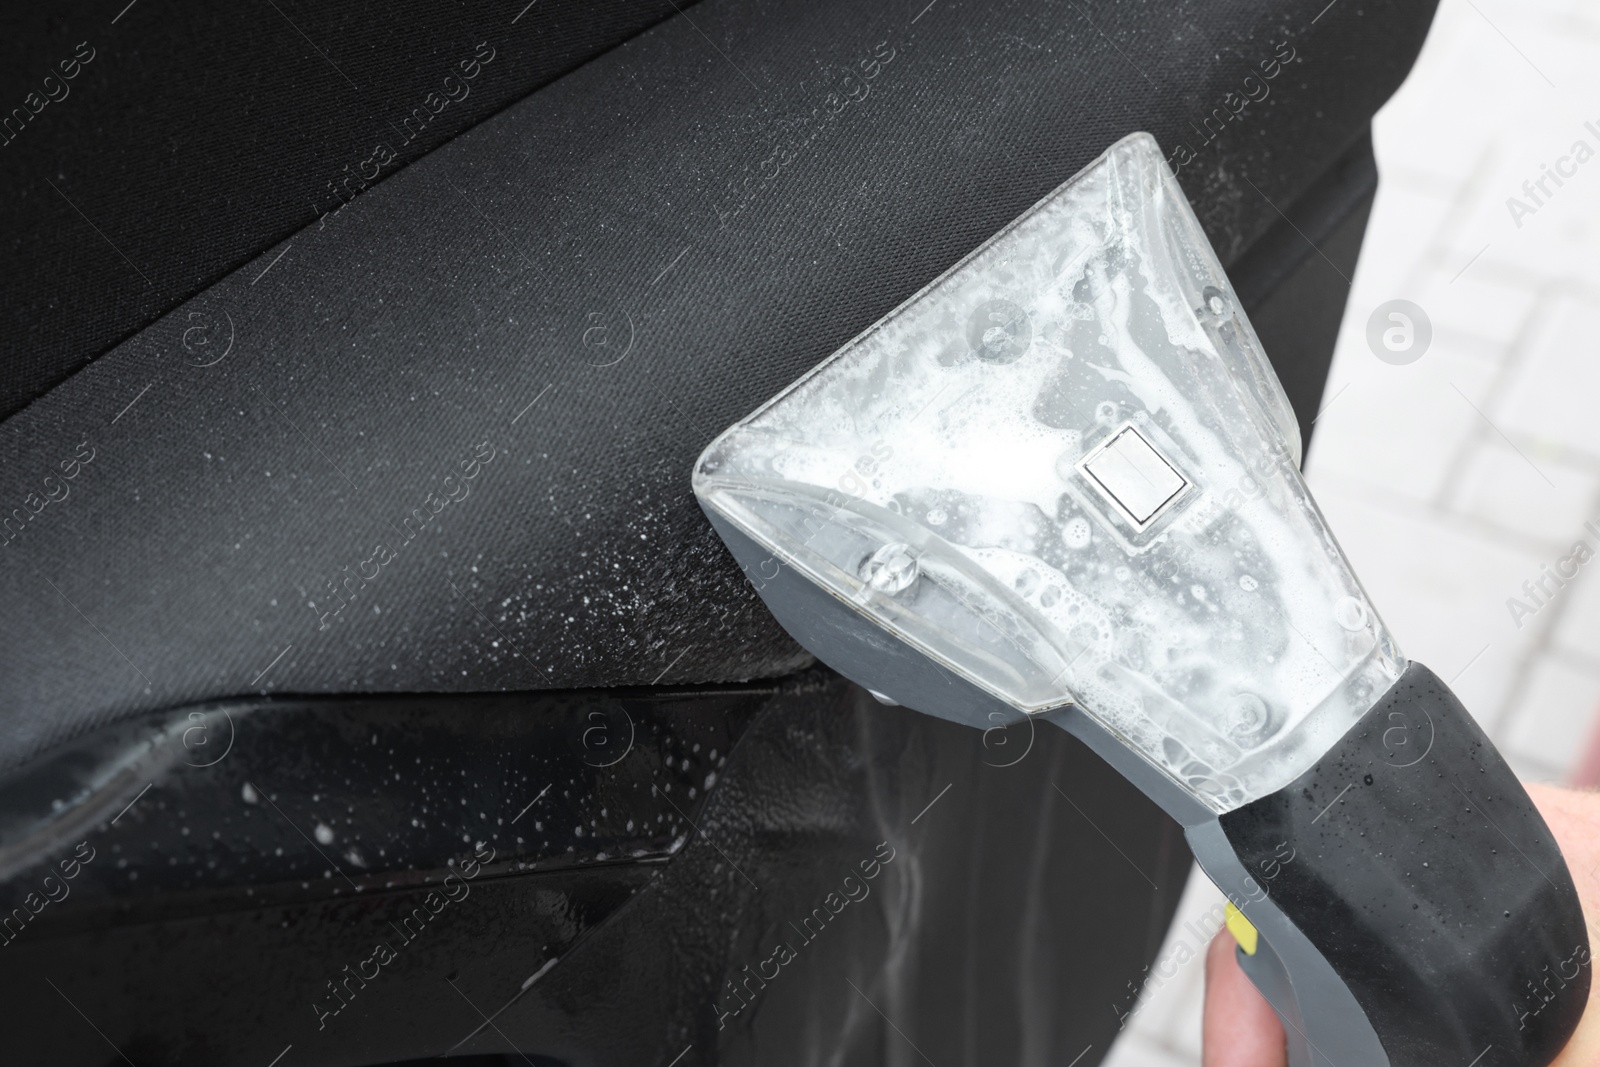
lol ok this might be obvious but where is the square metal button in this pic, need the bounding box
[1078,424,1187,527]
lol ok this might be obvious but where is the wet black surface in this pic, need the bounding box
[1222,663,1590,1067]
[0,671,1190,1065]
[0,687,759,922]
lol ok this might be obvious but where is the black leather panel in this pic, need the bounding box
[0,673,1192,1066]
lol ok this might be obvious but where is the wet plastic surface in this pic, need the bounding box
[1221,663,1589,1067]
[695,133,1403,813]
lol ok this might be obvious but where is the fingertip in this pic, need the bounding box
[1202,928,1288,1067]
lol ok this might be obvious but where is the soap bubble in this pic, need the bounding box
[861,543,919,595]
[966,298,1032,363]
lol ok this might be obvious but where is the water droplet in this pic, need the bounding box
[860,543,919,595]
[1335,596,1370,631]
[314,822,335,846]
[241,783,259,804]
[1063,516,1092,549]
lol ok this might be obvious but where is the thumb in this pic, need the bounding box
[1202,926,1287,1067]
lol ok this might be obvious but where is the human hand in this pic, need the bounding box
[1201,784,1600,1067]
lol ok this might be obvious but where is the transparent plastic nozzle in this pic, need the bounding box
[694,133,1404,813]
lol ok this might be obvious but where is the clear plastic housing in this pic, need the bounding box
[694,133,1404,813]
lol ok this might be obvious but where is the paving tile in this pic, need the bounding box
[1493,295,1600,459]
[1453,190,1600,293]
[1435,104,1600,287]
[1406,265,1541,350]
[1559,10,1600,44]
[1373,17,1524,196]
[1498,656,1600,775]
[1307,334,1499,506]
[1101,1031,1194,1067]
[1553,559,1600,665]
[1511,0,1588,23]
[1372,7,1592,195]
[1446,439,1599,544]
[1348,182,1457,301]
[1500,35,1598,94]
[1493,18,1600,94]
[1303,476,1547,729]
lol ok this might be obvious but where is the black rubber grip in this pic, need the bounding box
[1219,662,1589,1066]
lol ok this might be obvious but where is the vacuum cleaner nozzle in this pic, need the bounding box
[694,133,1403,814]
[694,133,1590,1066]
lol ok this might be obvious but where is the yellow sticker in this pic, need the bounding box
[1225,902,1259,956]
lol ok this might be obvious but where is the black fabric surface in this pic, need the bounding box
[0,0,692,420]
[0,0,1437,772]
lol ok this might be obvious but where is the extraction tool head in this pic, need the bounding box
[693,134,1589,1067]
[695,132,1397,814]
